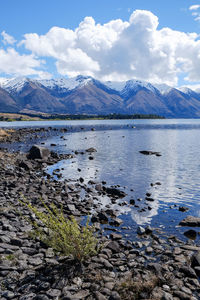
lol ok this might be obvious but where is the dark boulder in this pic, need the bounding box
[28,145,50,160]
[179,206,189,212]
[191,251,200,268]
[184,229,197,240]
[104,187,126,198]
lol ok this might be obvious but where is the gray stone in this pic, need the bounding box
[173,291,191,300]
[19,293,36,300]
[28,145,50,160]
[109,291,121,300]
[106,241,120,253]
[110,233,122,240]
[71,290,90,299]
[162,292,173,300]
[180,266,197,278]
[95,291,107,300]
[110,218,123,226]
[34,295,49,300]
[179,215,200,227]
[2,291,15,299]
[191,251,200,268]
[137,226,145,235]
[46,289,61,298]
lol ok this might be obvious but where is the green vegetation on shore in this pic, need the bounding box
[20,197,98,262]
[0,112,165,122]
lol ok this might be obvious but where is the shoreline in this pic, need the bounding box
[0,128,199,299]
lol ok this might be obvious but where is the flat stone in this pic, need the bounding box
[179,216,200,227]
[106,241,120,253]
[180,266,197,278]
[180,245,200,251]
[0,243,19,250]
[86,147,97,153]
[46,289,61,298]
[173,291,191,300]
[95,291,107,300]
[110,233,122,240]
[109,218,123,226]
[2,291,15,299]
[71,290,90,299]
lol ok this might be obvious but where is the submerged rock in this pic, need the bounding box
[86,147,97,153]
[104,187,126,198]
[184,229,197,240]
[139,150,162,156]
[179,206,189,212]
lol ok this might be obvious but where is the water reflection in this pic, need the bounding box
[39,120,200,235]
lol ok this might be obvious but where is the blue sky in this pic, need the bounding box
[1,0,200,88]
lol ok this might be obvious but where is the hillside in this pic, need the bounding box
[0,76,200,117]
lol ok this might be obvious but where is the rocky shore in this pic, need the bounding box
[0,128,199,300]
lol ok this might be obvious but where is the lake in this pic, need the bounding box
[1,118,200,242]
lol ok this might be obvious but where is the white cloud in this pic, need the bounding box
[0,48,51,79]
[1,31,16,45]
[189,4,200,10]
[181,83,200,91]
[189,4,200,22]
[1,9,200,85]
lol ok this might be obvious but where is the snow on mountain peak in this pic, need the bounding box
[105,78,158,94]
[0,77,32,94]
[104,80,126,92]
[178,86,196,95]
[38,75,93,92]
[154,83,173,94]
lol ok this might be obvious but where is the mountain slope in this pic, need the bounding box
[1,76,200,117]
[162,88,200,118]
[0,87,18,113]
[60,81,123,114]
[125,89,172,116]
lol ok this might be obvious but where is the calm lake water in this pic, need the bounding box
[1,119,200,242]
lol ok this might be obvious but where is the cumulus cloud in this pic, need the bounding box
[1,31,16,45]
[189,4,200,10]
[0,48,51,79]
[1,9,200,85]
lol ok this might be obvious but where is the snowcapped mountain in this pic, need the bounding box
[105,79,159,97]
[154,83,173,94]
[0,77,35,94]
[38,75,93,93]
[0,75,200,117]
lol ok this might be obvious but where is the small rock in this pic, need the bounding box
[86,147,97,153]
[184,229,197,240]
[179,206,189,212]
[137,226,145,235]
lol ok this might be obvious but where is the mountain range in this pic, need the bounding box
[0,75,200,118]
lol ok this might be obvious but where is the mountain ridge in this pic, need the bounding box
[0,75,200,117]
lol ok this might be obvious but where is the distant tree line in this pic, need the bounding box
[0,113,165,121]
[27,113,165,120]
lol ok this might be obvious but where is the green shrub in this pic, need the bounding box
[20,197,98,261]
